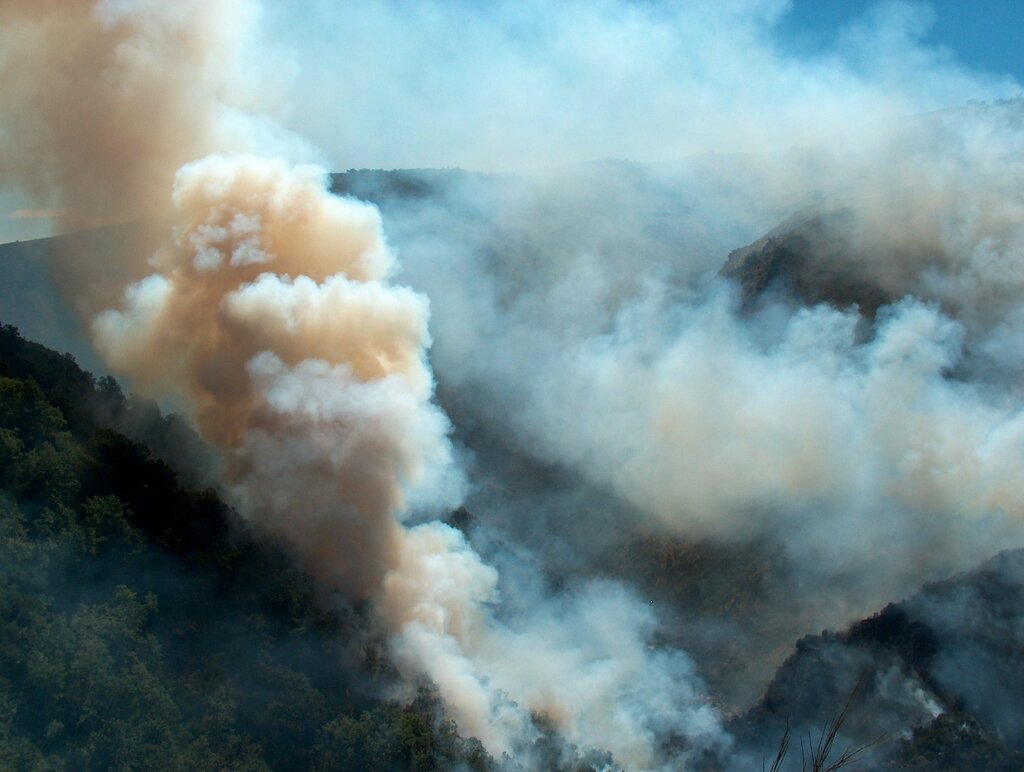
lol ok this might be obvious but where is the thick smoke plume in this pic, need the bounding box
[89,148,716,765]
[93,154,455,596]
[0,1,726,767]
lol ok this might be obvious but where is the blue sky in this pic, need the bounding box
[782,0,1024,83]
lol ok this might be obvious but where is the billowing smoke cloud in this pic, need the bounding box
[92,154,458,596]
[385,101,1024,658]
[0,1,729,767]
[306,4,1024,711]
[89,148,721,766]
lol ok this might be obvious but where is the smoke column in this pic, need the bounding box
[0,1,724,767]
[92,154,456,597]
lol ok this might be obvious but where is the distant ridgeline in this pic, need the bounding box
[0,323,494,771]
[330,168,493,203]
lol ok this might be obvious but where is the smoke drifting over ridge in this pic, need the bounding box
[328,1,1024,633]
[384,101,1024,658]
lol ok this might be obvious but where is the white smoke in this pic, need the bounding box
[380,522,725,766]
[386,108,1024,642]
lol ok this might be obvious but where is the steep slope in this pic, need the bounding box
[733,549,1024,769]
[718,209,891,316]
[0,324,494,771]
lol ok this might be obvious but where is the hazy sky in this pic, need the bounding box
[1,0,1021,243]
[261,0,1022,173]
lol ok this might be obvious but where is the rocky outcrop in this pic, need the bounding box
[719,209,891,316]
[733,549,1024,767]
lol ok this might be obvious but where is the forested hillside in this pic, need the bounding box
[0,324,493,771]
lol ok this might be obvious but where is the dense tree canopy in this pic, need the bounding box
[0,324,493,771]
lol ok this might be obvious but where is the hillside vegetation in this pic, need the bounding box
[0,323,492,771]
